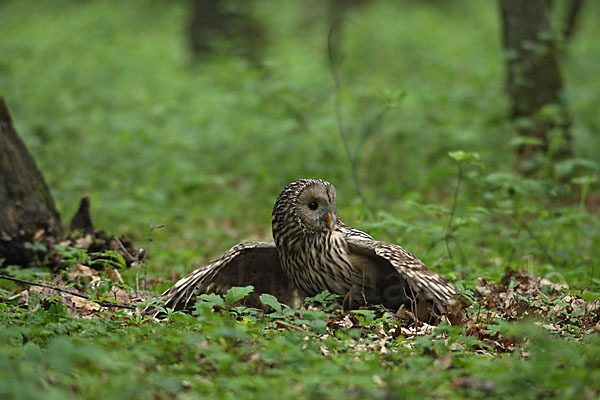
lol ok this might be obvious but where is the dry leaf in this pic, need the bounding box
[106,267,124,285]
[68,264,101,288]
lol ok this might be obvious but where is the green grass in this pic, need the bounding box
[1,0,599,398]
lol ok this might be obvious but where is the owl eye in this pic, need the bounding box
[308,201,318,210]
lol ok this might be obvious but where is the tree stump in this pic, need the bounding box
[0,98,63,266]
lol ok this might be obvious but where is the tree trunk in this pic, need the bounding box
[0,98,63,266]
[189,0,227,54]
[188,0,264,63]
[499,0,569,171]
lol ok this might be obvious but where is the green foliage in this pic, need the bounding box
[224,286,254,306]
[1,292,600,399]
[23,242,48,253]
[259,293,283,312]
[448,150,479,163]
[0,0,599,398]
[53,244,127,270]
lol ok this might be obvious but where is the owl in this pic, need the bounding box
[153,179,461,321]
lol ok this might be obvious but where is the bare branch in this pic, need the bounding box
[138,221,165,292]
[0,274,135,310]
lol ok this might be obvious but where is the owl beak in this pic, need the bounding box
[326,211,336,230]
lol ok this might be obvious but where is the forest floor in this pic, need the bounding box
[1,1,600,398]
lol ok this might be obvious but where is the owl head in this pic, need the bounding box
[272,179,338,244]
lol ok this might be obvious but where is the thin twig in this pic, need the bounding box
[115,237,134,261]
[143,222,153,291]
[145,222,164,291]
[135,254,143,294]
[445,162,463,260]
[0,274,135,309]
[136,224,149,294]
[274,319,303,331]
[140,221,165,292]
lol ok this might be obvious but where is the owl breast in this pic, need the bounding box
[278,231,378,306]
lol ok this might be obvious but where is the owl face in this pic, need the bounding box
[272,179,339,243]
[293,180,338,233]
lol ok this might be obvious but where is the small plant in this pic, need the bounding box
[304,290,341,311]
[446,151,483,262]
[54,245,91,268]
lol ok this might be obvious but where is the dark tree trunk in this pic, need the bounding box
[0,98,63,266]
[189,0,227,54]
[188,0,264,63]
[499,0,569,170]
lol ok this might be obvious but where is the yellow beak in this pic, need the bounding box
[326,212,332,225]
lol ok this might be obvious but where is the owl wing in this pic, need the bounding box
[335,220,374,241]
[344,235,461,319]
[149,242,304,315]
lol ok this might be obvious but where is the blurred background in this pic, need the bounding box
[1,0,598,290]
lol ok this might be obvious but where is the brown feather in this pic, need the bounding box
[150,242,304,315]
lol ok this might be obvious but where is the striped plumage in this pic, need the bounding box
[152,179,461,321]
[272,179,373,306]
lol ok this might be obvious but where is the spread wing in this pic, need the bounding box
[345,235,461,319]
[336,220,374,241]
[150,242,304,315]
